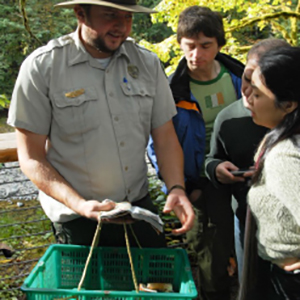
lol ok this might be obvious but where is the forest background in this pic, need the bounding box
[1,0,300,108]
[0,1,300,297]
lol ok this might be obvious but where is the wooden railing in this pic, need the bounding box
[0,132,18,163]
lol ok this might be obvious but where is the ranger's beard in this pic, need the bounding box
[90,35,121,54]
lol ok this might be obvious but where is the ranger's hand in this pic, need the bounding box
[78,200,136,224]
[77,200,116,221]
[163,189,195,235]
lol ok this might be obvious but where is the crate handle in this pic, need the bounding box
[53,296,79,300]
[124,223,139,292]
[77,219,102,290]
[77,217,139,294]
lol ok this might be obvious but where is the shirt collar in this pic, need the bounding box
[116,38,133,63]
[67,27,89,66]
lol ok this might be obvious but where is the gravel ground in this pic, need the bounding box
[0,156,155,203]
[0,162,38,203]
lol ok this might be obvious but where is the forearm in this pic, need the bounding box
[15,128,115,221]
[20,156,86,215]
[155,138,185,190]
[151,121,185,190]
[151,121,195,233]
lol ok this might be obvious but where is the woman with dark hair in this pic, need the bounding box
[244,46,300,299]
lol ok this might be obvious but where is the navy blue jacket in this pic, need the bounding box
[147,52,244,194]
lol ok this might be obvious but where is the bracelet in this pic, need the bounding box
[167,184,186,195]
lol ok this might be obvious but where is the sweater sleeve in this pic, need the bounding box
[265,142,300,226]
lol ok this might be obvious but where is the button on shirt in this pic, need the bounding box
[8,28,176,222]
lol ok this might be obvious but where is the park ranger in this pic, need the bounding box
[8,0,194,247]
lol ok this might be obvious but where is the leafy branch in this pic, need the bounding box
[19,0,42,45]
[227,11,300,32]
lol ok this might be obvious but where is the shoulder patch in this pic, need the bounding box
[31,33,75,59]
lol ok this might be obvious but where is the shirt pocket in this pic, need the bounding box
[120,79,155,131]
[52,86,100,135]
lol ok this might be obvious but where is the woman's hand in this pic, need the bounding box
[274,257,300,272]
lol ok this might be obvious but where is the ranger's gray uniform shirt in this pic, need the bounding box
[8,29,176,222]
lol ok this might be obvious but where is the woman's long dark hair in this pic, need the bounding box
[252,47,300,184]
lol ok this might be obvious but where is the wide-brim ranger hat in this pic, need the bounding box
[55,0,157,13]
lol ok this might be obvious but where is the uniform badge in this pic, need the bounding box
[127,64,139,79]
[65,88,85,98]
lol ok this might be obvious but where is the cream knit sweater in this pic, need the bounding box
[248,136,300,261]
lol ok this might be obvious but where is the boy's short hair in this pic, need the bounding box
[177,6,226,47]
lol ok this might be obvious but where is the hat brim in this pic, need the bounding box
[55,0,157,13]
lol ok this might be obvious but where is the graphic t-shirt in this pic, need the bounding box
[190,63,237,155]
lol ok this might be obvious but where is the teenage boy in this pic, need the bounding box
[148,6,244,300]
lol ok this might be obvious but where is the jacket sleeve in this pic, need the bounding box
[230,73,243,99]
[173,107,206,194]
[205,112,227,189]
[147,135,161,177]
[146,136,168,194]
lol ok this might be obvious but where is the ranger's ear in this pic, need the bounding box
[74,5,86,23]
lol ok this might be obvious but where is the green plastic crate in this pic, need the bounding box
[21,244,198,300]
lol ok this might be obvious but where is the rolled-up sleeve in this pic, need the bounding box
[8,52,52,135]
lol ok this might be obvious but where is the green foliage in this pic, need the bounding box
[132,0,173,42]
[0,114,14,133]
[2,0,300,103]
[0,0,76,105]
[148,175,176,222]
[148,175,184,247]
[0,3,25,99]
[148,175,166,204]
[0,95,9,109]
[0,280,23,299]
[0,0,172,107]
[0,199,54,295]
[1,202,53,246]
[141,0,300,75]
